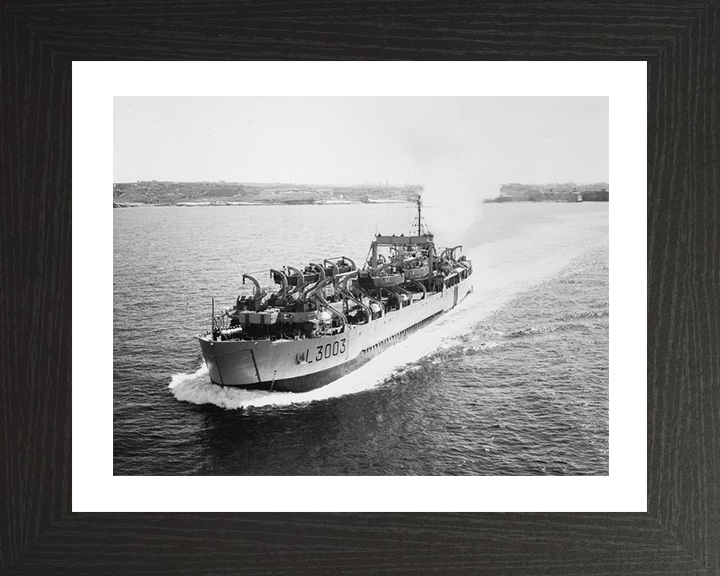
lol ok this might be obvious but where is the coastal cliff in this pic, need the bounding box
[113,181,421,207]
[486,182,609,203]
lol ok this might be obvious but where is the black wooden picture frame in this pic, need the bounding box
[2,2,718,574]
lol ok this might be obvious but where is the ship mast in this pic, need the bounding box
[417,196,422,236]
[412,195,429,236]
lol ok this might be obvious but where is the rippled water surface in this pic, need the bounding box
[114,202,608,475]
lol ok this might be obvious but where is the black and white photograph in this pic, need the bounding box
[114,96,609,477]
[5,4,717,571]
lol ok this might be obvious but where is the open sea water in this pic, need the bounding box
[114,201,608,475]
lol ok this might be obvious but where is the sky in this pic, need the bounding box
[114,96,608,198]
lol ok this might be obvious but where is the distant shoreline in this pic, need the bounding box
[112,181,421,208]
[487,183,609,203]
[483,197,609,204]
[113,199,412,208]
[113,180,609,207]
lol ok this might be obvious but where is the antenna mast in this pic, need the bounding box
[412,195,429,236]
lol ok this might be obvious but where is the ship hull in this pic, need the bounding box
[198,275,473,392]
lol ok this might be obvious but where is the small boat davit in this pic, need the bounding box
[197,195,474,392]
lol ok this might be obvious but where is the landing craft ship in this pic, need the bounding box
[198,196,473,392]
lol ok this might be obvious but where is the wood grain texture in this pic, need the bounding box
[1,1,718,574]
